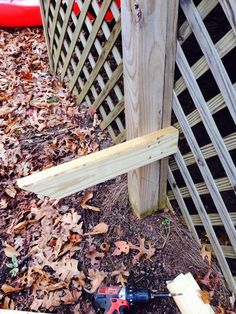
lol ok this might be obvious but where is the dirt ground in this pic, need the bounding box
[0,27,234,313]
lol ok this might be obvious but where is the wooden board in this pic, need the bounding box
[121,0,178,217]
[17,127,178,202]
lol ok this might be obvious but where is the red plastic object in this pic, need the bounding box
[0,0,42,28]
[72,0,121,22]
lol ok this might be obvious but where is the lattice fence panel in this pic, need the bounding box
[40,0,236,291]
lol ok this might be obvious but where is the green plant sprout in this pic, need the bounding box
[162,218,170,226]
[6,255,19,277]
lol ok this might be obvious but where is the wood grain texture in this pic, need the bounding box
[17,127,178,201]
[180,0,236,124]
[191,212,236,226]
[158,0,179,209]
[122,0,177,217]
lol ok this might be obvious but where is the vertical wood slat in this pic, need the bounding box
[180,0,236,124]
[69,0,113,92]
[122,0,178,217]
[60,0,91,80]
[49,0,61,53]
[53,1,75,72]
[39,0,53,71]
[174,150,236,292]
[173,92,236,255]
[176,42,236,195]
[158,0,179,209]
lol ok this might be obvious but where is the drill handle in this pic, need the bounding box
[105,298,129,314]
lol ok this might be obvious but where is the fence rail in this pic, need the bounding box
[40,0,236,291]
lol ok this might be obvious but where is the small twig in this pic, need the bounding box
[160,221,171,249]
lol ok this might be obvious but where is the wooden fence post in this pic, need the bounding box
[121,0,179,217]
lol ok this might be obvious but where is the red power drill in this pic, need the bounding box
[94,286,182,313]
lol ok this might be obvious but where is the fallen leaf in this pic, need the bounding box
[199,290,212,304]
[215,304,226,314]
[80,192,100,212]
[111,264,129,286]
[85,269,106,293]
[129,237,155,265]
[84,222,108,236]
[200,244,212,266]
[5,185,17,198]
[1,284,22,294]
[112,241,130,256]
[4,244,20,258]
[197,268,222,290]
[20,70,32,80]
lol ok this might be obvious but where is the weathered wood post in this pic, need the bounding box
[121,0,179,217]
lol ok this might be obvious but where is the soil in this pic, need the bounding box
[0,26,233,314]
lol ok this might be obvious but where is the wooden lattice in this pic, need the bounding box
[40,0,236,291]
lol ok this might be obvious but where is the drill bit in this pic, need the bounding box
[151,292,183,298]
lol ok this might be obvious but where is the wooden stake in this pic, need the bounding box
[121,0,179,217]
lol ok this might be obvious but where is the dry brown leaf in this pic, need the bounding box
[84,222,108,236]
[129,236,155,265]
[85,269,106,293]
[1,284,22,294]
[80,192,100,212]
[199,290,212,304]
[215,304,226,314]
[5,185,17,198]
[10,220,29,233]
[112,241,130,256]
[4,244,20,258]
[111,264,129,286]
[200,244,212,266]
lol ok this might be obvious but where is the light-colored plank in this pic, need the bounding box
[170,132,236,171]
[178,0,218,44]
[159,0,179,209]
[122,0,177,217]
[168,167,200,243]
[172,93,236,255]
[174,150,236,292]
[69,0,113,92]
[190,212,236,226]
[219,0,236,35]
[180,0,236,124]
[17,127,179,200]
[176,42,236,194]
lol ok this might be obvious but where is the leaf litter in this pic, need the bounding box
[0,27,234,314]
